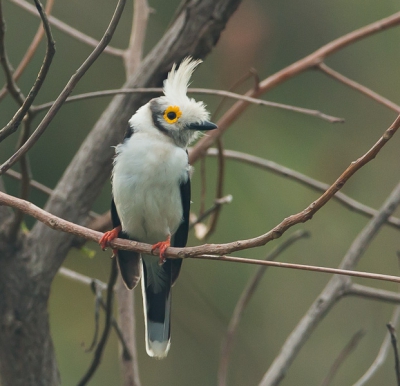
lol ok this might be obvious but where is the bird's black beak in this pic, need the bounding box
[188,120,217,131]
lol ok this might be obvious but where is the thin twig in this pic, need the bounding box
[353,307,400,386]
[77,258,118,386]
[0,0,54,101]
[205,148,400,230]
[0,0,127,174]
[31,87,344,123]
[387,323,400,386]
[318,62,400,113]
[218,230,310,386]
[319,329,366,386]
[0,0,55,143]
[189,11,400,164]
[9,0,124,57]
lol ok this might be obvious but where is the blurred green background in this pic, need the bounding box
[1,0,400,385]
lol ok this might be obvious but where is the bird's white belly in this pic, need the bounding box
[112,134,188,244]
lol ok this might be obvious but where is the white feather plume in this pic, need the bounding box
[163,57,202,102]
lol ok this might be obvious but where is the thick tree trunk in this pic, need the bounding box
[0,0,241,384]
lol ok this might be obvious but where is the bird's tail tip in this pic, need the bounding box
[146,338,171,359]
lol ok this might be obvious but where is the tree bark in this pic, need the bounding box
[0,0,241,384]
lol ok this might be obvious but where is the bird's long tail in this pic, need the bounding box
[141,256,173,358]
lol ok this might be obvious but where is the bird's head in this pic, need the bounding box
[130,57,217,148]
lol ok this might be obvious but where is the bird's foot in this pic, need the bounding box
[99,225,121,256]
[151,235,171,265]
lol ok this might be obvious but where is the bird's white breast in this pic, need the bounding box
[112,131,189,244]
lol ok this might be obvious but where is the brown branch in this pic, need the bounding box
[0,0,127,174]
[318,62,400,113]
[32,87,344,123]
[189,11,400,164]
[0,0,55,143]
[9,0,124,57]
[1,191,400,286]
[205,148,400,230]
[218,230,310,386]
[0,0,54,102]
[319,330,366,386]
[353,307,400,386]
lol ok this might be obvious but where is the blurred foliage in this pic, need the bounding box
[1,0,400,385]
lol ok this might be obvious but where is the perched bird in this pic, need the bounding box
[99,57,217,358]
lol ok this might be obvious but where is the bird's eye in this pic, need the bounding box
[167,111,176,120]
[163,105,182,124]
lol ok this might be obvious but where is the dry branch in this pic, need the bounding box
[189,11,400,164]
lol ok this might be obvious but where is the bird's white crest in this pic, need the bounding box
[163,57,202,102]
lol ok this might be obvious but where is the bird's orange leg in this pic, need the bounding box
[151,235,171,265]
[99,225,121,256]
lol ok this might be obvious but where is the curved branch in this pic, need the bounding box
[31,87,344,123]
[189,11,400,164]
[1,191,400,286]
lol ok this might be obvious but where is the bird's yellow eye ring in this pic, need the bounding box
[163,106,182,124]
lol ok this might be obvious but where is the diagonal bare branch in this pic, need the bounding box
[318,62,400,113]
[0,0,127,174]
[189,11,400,164]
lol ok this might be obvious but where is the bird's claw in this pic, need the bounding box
[99,226,121,251]
[151,235,171,266]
